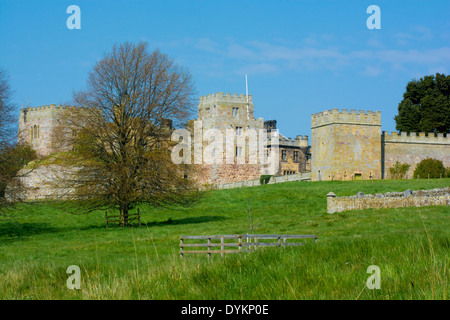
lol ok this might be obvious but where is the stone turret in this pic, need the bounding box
[311,108,382,181]
[18,104,85,157]
[197,92,264,131]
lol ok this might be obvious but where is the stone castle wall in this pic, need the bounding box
[20,95,450,193]
[195,92,273,184]
[311,109,382,181]
[216,172,311,190]
[268,134,309,176]
[19,105,83,157]
[198,92,264,130]
[382,131,450,178]
[195,163,263,185]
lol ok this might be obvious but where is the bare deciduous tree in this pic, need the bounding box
[0,68,14,143]
[56,42,200,225]
[0,68,37,212]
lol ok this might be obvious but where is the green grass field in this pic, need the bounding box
[0,178,449,300]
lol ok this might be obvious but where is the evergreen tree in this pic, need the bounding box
[395,73,450,133]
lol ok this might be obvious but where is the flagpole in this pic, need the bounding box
[246,74,249,120]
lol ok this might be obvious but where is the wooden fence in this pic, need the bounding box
[179,234,318,258]
[105,209,141,228]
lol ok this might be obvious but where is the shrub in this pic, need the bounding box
[388,161,411,179]
[259,175,273,185]
[413,158,446,179]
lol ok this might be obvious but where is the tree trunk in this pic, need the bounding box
[120,204,129,227]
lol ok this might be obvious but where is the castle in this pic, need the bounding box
[311,108,450,181]
[191,92,310,185]
[18,93,450,189]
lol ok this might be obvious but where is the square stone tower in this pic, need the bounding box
[197,92,264,130]
[311,109,382,181]
[18,105,68,157]
[194,92,266,184]
[18,104,85,157]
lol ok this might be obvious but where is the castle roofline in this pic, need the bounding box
[21,104,85,112]
[311,108,381,118]
[311,108,381,128]
[199,92,253,102]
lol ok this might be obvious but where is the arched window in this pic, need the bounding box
[33,125,37,140]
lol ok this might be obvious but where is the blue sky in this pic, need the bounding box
[1,0,449,138]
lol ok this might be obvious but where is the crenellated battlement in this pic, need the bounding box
[294,135,309,142]
[20,104,83,114]
[382,131,449,144]
[268,134,309,147]
[199,92,253,104]
[311,108,381,128]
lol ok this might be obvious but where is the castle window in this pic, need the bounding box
[32,125,38,140]
[264,149,269,162]
[293,151,299,162]
[235,146,242,157]
[281,150,287,161]
[232,107,239,117]
[235,126,242,136]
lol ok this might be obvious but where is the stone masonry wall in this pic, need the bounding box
[327,187,450,213]
[11,164,78,201]
[195,92,268,184]
[216,172,311,190]
[19,105,83,157]
[311,109,382,181]
[195,163,263,185]
[382,131,450,179]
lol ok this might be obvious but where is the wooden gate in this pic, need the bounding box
[179,234,318,258]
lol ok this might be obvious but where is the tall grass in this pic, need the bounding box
[0,178,449,299]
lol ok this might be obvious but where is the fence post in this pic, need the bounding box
[238,235,242,252]
[138,208,141,227]
[327,192,337,214]
[180,238,184,259]
[221,237,224,257]
[207,238,211,260]
[105,211,108,228]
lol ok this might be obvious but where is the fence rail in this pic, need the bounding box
[179,234,318,258]
[105,209,141,228]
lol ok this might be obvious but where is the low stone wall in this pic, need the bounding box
[326,187,450,213]
[216,172,311,190]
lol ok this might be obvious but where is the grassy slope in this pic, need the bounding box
[0,178,448,299]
